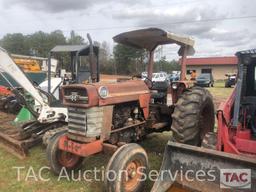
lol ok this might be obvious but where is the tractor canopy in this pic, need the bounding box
[113,28,195,56]
[113,28,195,80]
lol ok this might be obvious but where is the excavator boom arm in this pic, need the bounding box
[0,48,67,123]
[0,48,47,106]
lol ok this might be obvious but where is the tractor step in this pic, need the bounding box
[151,141,256,192]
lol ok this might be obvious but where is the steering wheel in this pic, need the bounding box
[144,77,154,89]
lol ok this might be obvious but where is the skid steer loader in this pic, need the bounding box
[151,49,256,192]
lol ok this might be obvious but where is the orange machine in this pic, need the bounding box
[13,58,41,72]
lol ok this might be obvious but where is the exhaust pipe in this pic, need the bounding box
[87,33,98,83]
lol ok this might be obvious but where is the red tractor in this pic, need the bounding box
[46,28,215,191]
[152,49,256,192]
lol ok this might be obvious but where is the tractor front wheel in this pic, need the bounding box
[104,143,148,192]
[46,133,84,175]
[171,87,215,146]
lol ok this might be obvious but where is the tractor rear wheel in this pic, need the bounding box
[104,143,148,192]
[171,87,215,146]
[46,133,84,175]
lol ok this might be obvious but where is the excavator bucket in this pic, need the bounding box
[0,130,29,159]
[0,111,28,159]
[0,110,64,159]
[151,141,256,192]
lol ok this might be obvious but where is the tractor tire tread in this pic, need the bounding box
[171,86,215,145]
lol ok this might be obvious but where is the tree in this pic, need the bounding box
[113,43,146,75]
[28,30,66,57]
[49,30,66,46]
[154,56,180,73]
[68,30,85,45]
[0,33,30,55]
[97,41,114,74]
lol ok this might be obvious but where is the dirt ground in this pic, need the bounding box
[0,81,233,192]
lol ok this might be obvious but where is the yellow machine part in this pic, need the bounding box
[13,58,41,72]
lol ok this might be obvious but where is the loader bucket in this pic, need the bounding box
[151,141,256,192]
[0,110,63,159]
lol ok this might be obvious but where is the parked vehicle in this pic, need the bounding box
[168,73,180,82]
[141,71,148,80]
[152,72,168,82]
[195,73,214,87]
[225,73,236,87]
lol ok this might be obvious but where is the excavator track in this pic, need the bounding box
[0,111,65,159]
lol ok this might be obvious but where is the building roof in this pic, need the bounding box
[186,56,238,66]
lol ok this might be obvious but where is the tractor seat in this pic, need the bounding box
[151,91,166,99]
[151,81,169,91]
[150,81,169,99]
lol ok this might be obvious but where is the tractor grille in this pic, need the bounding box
[64,87,88,104]
[68,107,87,135]
[68,107,104,137]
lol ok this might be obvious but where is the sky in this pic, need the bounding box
[0,0,255,60]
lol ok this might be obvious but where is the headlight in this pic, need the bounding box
[98,86,109,98]
[172,83,178,89]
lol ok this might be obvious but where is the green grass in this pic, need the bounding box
[0,82,233,192]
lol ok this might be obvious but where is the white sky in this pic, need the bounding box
[0,0,255,60]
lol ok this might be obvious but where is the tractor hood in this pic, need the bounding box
[62,80,150,108]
